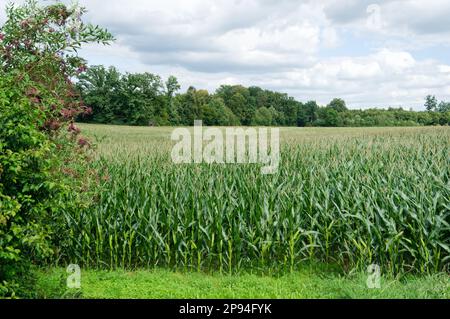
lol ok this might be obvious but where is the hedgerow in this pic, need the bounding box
[0,0,113,297]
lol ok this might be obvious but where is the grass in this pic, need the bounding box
[35,266,449,299]
[63,124,450,275]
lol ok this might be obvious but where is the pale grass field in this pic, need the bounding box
[78,123,449,158]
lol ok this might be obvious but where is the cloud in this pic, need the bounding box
[1,0,450,109]
[229,49,450,108]
[323,0,382,24]
[324,0,450,45]
[77,0,329,74]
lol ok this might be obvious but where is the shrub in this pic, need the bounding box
[0,75,56,297]
[0,0,113,297]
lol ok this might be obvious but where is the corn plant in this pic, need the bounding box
[62,125,450,275]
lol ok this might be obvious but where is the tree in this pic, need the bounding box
[327,98,348,112]
[425,95,438,111]
[174,87,202,125]
[164,75,181,124]
[322,107,340,126]
[228,92,247,125]
[201,97,239,126]
[77,65,122,123]
[74,68,450,128]
[78,67,167,125]
[216,85,253,125]
[437,101,450,113]
[165,75,181,99]
[122,72,164,125]
[252,107,274,126]
[303,101,319,124]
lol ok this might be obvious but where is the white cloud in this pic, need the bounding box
[1,0,450,109]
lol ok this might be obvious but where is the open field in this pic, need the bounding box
[57,125,450,275]
[31,124,450,298]
[81,125,449,156]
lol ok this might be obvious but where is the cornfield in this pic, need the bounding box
[62,125,450,275]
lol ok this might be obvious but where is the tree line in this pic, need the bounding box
[77,65,450,127]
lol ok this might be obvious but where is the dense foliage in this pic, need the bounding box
[65,126,450,275]
[0,0,112,297]
[77,66,450,127]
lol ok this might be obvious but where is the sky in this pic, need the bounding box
[1,0,450,109]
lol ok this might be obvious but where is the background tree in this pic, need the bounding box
[122,72,165,125]
[77,66,450,127]
[252,106,274,126]
[438,101,450,113]
[201,97,239,126]
[327,98,348,113]
[174,86,202,125]
[425,95,438,111]
[165,75,181,124]
[165,75,181,100]
[303,100,319,125]
[322,107,340,126]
